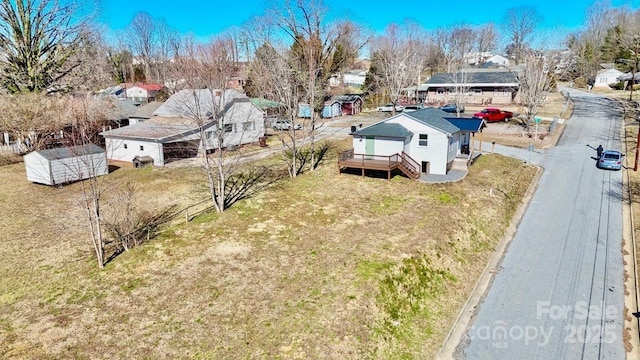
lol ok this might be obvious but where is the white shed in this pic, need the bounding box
[24,144,108,185]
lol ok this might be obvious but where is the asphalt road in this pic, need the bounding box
[458,88,626,359]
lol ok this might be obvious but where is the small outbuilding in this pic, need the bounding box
[133,155,154,168]
[24,144,108,186]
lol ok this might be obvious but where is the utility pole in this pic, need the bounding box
[635,124,640,171]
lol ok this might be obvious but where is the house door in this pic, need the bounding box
[365,136,375,159]
[422,161,430,174]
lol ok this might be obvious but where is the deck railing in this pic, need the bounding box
[338,149,400,167]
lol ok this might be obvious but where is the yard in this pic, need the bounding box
[0,139,537,359]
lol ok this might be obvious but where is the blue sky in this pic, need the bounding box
[99,0,640,38]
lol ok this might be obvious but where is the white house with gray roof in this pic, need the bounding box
[100,89,264,166]
[349,108,464,176]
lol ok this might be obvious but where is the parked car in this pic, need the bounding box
[473,108,513,122]
[377,103,404,112]
[402,104,425,113]
[597,150,623,170]
[272,119,301,130]
[440,103,464,113]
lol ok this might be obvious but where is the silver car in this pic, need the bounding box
[597,150,623,170]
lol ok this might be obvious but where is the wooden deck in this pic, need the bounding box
[337,149,420,180]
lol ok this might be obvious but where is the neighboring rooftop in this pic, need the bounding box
[34,144,104,160]
[131,101,164,119]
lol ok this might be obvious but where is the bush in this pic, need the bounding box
[574,76,587,89]
[613,81,625,90]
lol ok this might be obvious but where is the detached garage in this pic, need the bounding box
[24,144,108,185]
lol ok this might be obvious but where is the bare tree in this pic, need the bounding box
[66,95,118,268]
[270,0,338,171]
[0,0,95,93]
[434,25,476,116]
[249,41,306,177]
[0,93,71,150]
[517,53,556,131]
[155,19,181,84]
[476,23,499,64]
[102,181,176,253]
[503,7,541,65]
[126,12,157,82]
[167,36,259,212]
[369,22,426,112]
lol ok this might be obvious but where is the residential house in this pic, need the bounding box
[24,144,108,185]
[129,101,164,125]
[332,95,363,115]
[422,69,519,105]
[125,83,165,103]
[101,89,264,167]
[465,52,493,66]
[105,97,142,127]
[343,70,367,88]
[338,108,484,178]
[483,55,510,67]
[594,68,624,88]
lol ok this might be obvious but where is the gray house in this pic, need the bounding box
[24,144,108,185]
[101,89,265,167]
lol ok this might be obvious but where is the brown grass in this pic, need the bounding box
[0,140,537,359]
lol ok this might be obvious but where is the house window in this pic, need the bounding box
[470,88,482,95]
[494,89,509,95]
[123,143,128,149]
[419,134,428,147]
[206,131,214,139]
[224,123,233,133]
[140,145,144,151]
[436,88,445,95]
[242,121,254,131]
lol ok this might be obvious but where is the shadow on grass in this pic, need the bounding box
[224,164,287,209]
[293,141,336,175]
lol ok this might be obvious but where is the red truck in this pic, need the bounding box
[473,108,513,122]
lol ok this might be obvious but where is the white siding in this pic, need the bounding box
[387,116,451,175]
[105,138,164,166]
[125,86,148,99]
[203,101,264,150]
[374,137,404,156]
[24,152,52,184]
[50,154,108,185]
[24,151,107,185]
[353,135,366,153]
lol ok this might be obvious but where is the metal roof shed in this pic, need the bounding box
[24,144,108,185]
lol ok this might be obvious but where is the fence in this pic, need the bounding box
[167,198,214,224]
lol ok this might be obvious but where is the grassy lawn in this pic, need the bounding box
[0,139,537,359]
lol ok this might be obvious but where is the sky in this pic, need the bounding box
[98,0,640,39]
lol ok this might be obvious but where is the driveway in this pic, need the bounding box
[451,88,626,359]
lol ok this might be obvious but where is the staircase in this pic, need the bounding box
[398,152,420,179]
[451,157,469,172]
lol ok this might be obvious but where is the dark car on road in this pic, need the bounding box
[597,150,623,170]
[440,103,464,113]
